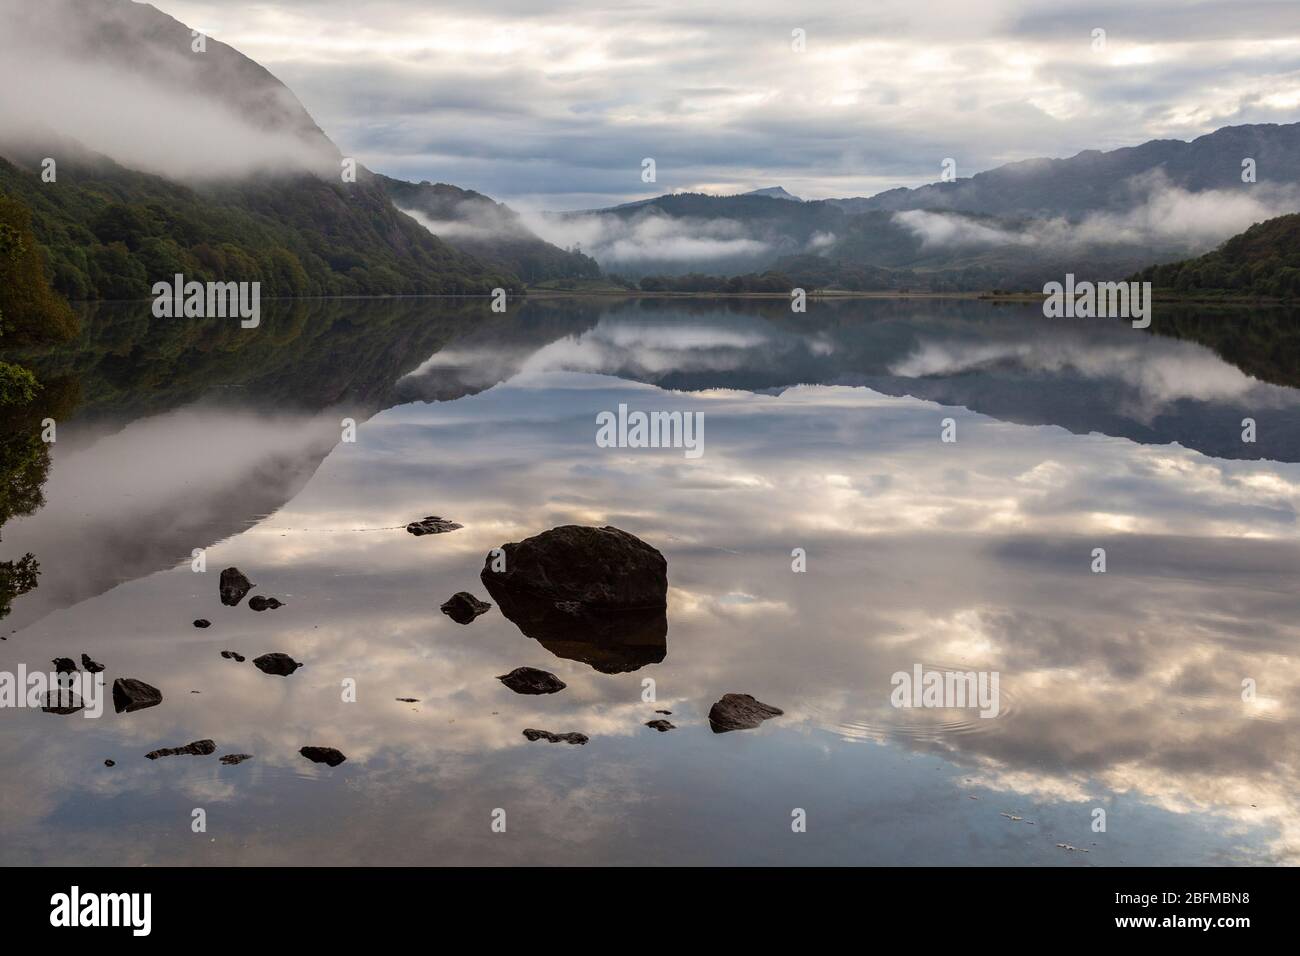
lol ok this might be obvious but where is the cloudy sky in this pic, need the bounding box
[150,0,1300,209]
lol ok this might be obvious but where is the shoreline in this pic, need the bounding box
[49,290,1297,306]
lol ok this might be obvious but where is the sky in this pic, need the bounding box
[106,0,1300,208]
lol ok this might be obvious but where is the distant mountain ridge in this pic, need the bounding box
[829,123,1300,218]
[561,123,1300,289]
[376,176,601,284]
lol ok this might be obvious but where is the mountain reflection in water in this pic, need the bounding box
[0,296,1296,865]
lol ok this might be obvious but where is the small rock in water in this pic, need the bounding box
[253,652,301,676]
[440,591,491,625]
[707,693,783,733]
[497,666,566,695]
[113,678,163,714]
[220,650,246,662]
[193,619,211,628]
[655,709,672,715]
[522,729,588,745]
[146,739,216,760]
[300,746,346,767]
[104,759,115,767]
[220,754,253,766]
[248,595,284,612]
[645,719,676,732]
[396,697,420,703]
[51,657,78,674]
[80,654,105,674]
[406,516,463,536]
[219,567,254,606]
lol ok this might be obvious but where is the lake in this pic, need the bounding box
[1,295,1297,865]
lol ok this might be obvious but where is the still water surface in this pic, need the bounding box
[1,297,1297,865]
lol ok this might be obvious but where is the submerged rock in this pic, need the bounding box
[407,516,463,536]
[220,754,253,766]
[248,595,284,612]
[146,739,216,760]
[193,619,211,628]
[300,746,346,767]
[497,666,566,695]
[707,693,784,733]
[112,678,163,714]
[220,650,246,663]
[440,591,492,625]
[219,567,254,607]
[80,654,105,674]
[522,729,588,745]
[51,657,78,675]
[253,652,301,676]
[481,526,668,673]
[646,719,676,732]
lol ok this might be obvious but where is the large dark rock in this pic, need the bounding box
[407,516,463,536]
[253,653,301,676]
[146,739,216,760]
[481,525,667,610]
[707,694,784,733]
[80,654,105,674]
[497,666,566,695]
[219,567,254,606]
[440,591,491,625]
[112,678,163,714]
[248,595,284,612]
[522,729,588,745]
[481,526,668,673]
[300,746,346,767]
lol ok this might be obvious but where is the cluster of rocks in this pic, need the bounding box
[522,729,589,745]
[478,526,782,745]
[218,567,284,612]
[85,523,779,780]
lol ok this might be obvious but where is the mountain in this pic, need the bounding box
[1134,212,1300,299]
[829,124,1300,218]
[742,187,802,201]
[376,176,601,284]
[562,123,1300,289]
[0,0,520,301]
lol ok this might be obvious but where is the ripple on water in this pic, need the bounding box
[804,663,1017,743]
